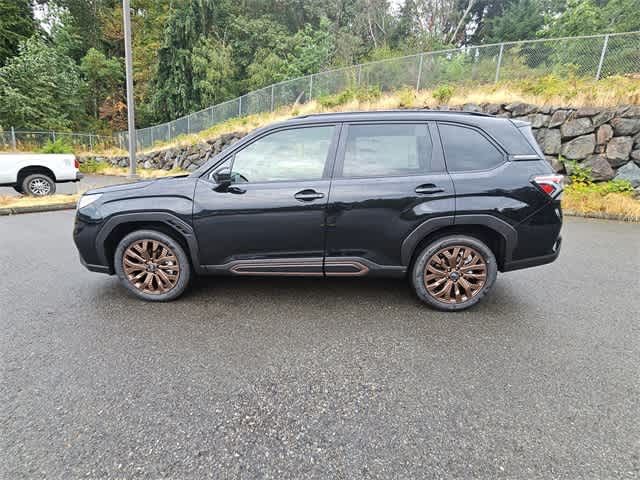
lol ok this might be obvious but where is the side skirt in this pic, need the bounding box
[202,257,406,278]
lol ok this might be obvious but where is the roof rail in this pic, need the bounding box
[295,109,494,119]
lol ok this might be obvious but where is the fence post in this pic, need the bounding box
[357,65,362,86]
[238,96,242,116]
[89,135,94,151]
[596,34,610,80]
[494,43,504,83]
[416,54,424,91]
[271,85,275,111]
[10,127,16,150]
[187,115,191,135]
[52,131,56,142]
[168,123,171,142]
[309,75,313,101]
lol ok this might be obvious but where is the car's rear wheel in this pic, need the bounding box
[411,235,497,311]
[22,173,56,196]
[114,230,191,301]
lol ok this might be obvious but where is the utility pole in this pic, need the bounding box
[123,0,137,178]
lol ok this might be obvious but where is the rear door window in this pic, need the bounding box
[338,123,433,178]
[438,123,504,172]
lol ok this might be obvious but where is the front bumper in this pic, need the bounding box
[73,214,112,275]
[502,236,562,272]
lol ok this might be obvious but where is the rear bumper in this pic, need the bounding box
[58,172,83,183]
[502,236,561,272]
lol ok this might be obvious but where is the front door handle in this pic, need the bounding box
[415,184,444,195]
[294,189,325,202]
[227,186,246,194]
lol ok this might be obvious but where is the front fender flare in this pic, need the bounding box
[95,212,204,274]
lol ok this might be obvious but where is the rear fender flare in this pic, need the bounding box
[400,214,517,266]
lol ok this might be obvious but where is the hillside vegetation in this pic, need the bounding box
[131,75,640,154]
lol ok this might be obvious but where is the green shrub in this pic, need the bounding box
[567,179,634,196]
[40,138,74,154]
[316,86,382,108]
[79,158,108,174]
[432,84,455,104]
[563,157,634,196]
[563,158,593,185]
[354,85,381,102]
[397,87,416,108]
[317,90,354,108]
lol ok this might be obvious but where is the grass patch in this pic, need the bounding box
[561,171,639,221]
[0,193,80,209]
[80,159,186,178]
[562,190,640,222]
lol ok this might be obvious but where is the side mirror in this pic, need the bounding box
[211,170,232,190]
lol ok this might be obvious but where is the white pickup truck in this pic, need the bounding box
[0,153,82,196]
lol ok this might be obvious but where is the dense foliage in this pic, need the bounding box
[0,0,638,133]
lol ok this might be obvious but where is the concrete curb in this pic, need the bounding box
[563,210,637,222]
[0,202,77,216]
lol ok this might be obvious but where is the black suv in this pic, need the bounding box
[74,111,563,311]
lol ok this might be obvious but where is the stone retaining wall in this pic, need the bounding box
[86,104,640,188]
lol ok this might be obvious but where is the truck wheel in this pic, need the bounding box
[114,230,191,301]
[411,235,497,311]
[22,173,56,196]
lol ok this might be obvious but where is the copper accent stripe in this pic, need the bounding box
[229,258,323,276]
[324,260,370,276]
[226,258,371,277]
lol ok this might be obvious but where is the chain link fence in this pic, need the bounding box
[5,31,638,154]
[0,129,118,152]
[121,31,639,152]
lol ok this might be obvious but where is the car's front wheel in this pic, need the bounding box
[114,230,191,301]
[411,235,497,311]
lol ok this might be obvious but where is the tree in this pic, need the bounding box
[151,0,231,121]
[80,47,123,121]
[483,0,545,43]
[191,38,237,106]
[0,0,36,66]
[245,19,334,90]
[0,37,85,130]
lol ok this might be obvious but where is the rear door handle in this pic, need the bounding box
[294,189,325,201]
[415,184,444,195]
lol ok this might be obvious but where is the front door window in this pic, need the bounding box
[231,126,335,183]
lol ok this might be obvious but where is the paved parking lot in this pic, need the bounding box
[1,211,638,479]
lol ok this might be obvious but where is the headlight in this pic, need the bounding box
[77,193,102,210]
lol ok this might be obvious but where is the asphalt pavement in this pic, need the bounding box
[1,212,638,479]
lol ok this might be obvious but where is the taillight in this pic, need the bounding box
[532,174,564,198]
[74,158,80,169]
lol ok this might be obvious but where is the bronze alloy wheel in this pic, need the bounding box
[122,239,180,294]
[424,245,487,304]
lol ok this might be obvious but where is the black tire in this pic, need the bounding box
[411,235,497,311]
[22,173,56,196]
[114,230,191,301]
[13,185,23,194]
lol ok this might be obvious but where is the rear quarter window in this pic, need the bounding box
[438,123,504,172]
